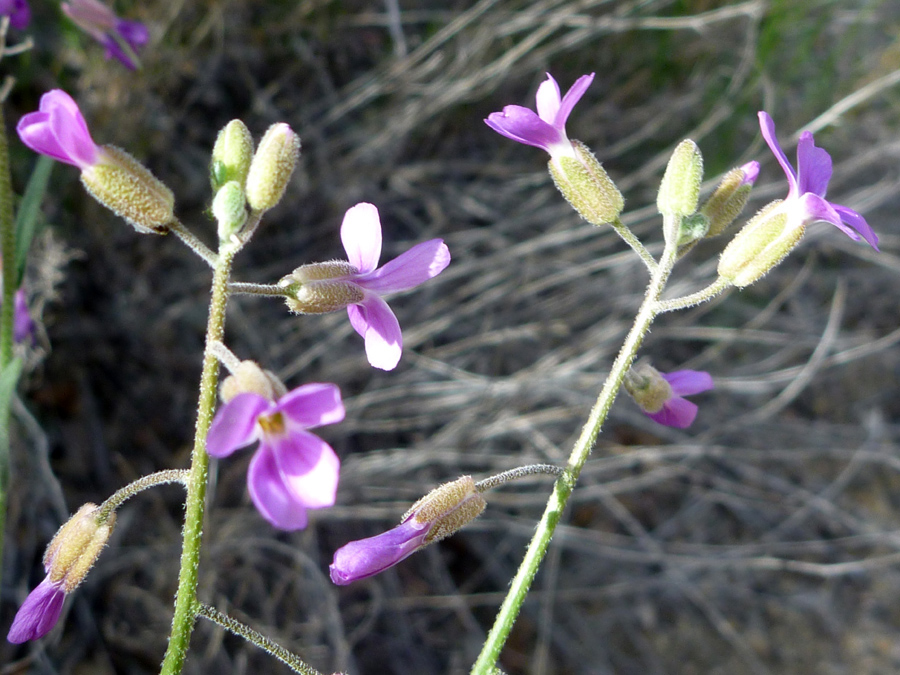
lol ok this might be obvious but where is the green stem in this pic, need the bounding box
[470,240,680,675]
[654,276,732,313]
[196,603,325,675]
[610,217,657,274]
[0,105,17,595]
[98,469,189,522]
[160,243,238,675]
[227,281,288,297]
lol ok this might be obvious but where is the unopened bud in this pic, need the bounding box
[623,361,673,415]
[80,146,175,234]
[220,360,287,403]
[405,475,487,544]
[213,180,248,241]
[658,139,703,220]
[717,200,803,287]
[211,120,254,192]
[701,161,759,237]
[549,140,624,226]
[278,261,363,314]
[43,504,115,593]
[245,123,300,212]
[677,213,710,247]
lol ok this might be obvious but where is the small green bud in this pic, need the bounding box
[658,139,703,218]
[80,145,175,234]
[212,180,248,241]
[211,120,254,192]
[44,504,115,593]
[404,476,487,545]
[549,140,624,226]
[701,162,759,237]
[677,213,710,247]
[220,360,287,403]
[278,261,363,314]
[245,123,300,213]
[717,200,804,287]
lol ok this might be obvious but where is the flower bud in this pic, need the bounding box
[80,145,175,234]
[658,139,703,220]
[330,476,486,585]
[549,140,624,226]
[676,213,710,247]
[220,360,287,403]
[211,120,254,192]
[245,123,300,213]
[213,180,248,241]
[701,162,759,237]
[623,361,673,415]
[278,261,364,314]
[717,200,803,288]
[43,504,115,594]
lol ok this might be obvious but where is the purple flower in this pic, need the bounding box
[12,288,35,343]
[17,90,100,169]
[283,203,451,371]
[7,577,66,643]
[485,73,595,158]
[0,0,30,29]
[759,111,879,250]
[62,0,148,70]
[206,383,345,531]
[330,518,430,585]
[647,370,714,429]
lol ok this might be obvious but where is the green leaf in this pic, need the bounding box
[14,155,54,285]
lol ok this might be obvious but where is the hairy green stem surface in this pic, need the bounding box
[470,237,680,675]
[98,469,189,522]
[160,243,237,675]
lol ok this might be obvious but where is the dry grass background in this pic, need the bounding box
[3,0,900,673]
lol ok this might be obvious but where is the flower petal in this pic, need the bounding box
[646,397,698,429]
[795,131,832,197]
[758,111,798,196]
[269,432,340,509]
[661,370,714,396]
[341,203,382,274]
[7,577,66,643]
[274,383,345,429]
[484,106,563,151]
[349,294,403,370]
[535,73,562,124]
[330,518,430,585]
[206,392,269,458]
[354,239,450,293]
[832,203,879,250]
[554,73,594,129]
[17,90,98,169]
[247,447,309,530]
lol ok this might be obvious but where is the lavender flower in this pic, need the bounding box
[624,363,713,429]
[0,0,30,29]
[758,111,879,250]
[62,0,148,70]
[281,202,451,371]
[206,383,345,531]
[7,578,66,643]
[484,73,594,159]
[12,289,35,343]
[17,90,100,169]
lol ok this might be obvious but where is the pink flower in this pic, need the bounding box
[0,0,30,30]
[283,203,451,371]
[484,73,594,159]
[12,288,35,343]
[624,364,713,429]
[206,383,345,530]
[17,90,100,169]
[62,0,148,70]
[7,577,66,643]
[758,111,878,250]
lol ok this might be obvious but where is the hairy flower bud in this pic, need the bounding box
[44,504,115,593]
[330,476,486,585]
[278,261,365,314]
[80,145,175,234]
[623,362,673,415]
[658,139,703,221]
[717,200,803,288]
[549,140,624,226]
[220,360,287,403]
[211,120,254,192]
[701,162,759,237]
[212,180,248,241]
[245,123,300,212]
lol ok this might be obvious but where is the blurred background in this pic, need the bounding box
[3,0,900,673]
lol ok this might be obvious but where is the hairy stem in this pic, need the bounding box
[654,276,732,313]
[98,469,189,522]
[160,243,237,675]
[470,239,679,675]
[228,281,288,297]
[610,217,658,274]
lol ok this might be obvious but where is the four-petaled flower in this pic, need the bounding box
[62,0,148,70]
[0,0,30,30]
[206,383,345,531]
[17,90,100,170]
[759,111,879,250]
[484,72,594,159]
